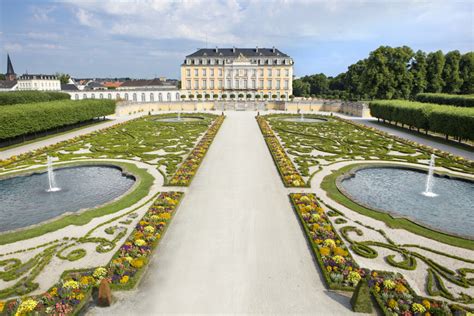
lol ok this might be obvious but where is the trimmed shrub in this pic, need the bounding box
[0,99,116,141]
[416,93,474,107]
[369,100,474,140]
[350,279,373,313]
[0,91,71,106]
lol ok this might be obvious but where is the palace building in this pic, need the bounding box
[181,47,293,100]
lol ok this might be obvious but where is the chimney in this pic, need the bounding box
[232,46,236,53]
[215,46,218,53]
[272,46,275,53]
[256,46,259,52]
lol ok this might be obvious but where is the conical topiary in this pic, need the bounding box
[350,278,373,313]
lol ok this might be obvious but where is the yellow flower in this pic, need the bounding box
[333,255,345,264]
[131,258,145,268]
[348,271,361,285]
[0,301,5,313]
[395,283,408,293]
[155,233,161,239]
[93,267,108,280]
[319,247,331,256]
[134,239,146,247]
[15,298,38,315]
[374,285,380,293]
[388,298,398,309]
[159,212,171,220]
[412,303,426,313]
[333,247,348,257]
[383,279,396,290]
[144,226,155,234]
[422,299,431,310]
[323,239,336,248]
[63,280,79,289]
[49,287,58,296]
[326,266,332,272]
[120,275,130,284]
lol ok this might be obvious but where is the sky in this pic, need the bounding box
[0,0,473,79]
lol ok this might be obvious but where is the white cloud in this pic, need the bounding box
[26,32,60,40]
[31,5,56,22]
[3,43,23,52]
[75,8,101,28]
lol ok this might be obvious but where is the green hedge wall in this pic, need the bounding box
[0,99,115,141]
[416,93,474,108]
[0,91,71,106]
[369,100,474,140]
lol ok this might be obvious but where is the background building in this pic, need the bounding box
[17,74,61,91]
[181,47,294,100]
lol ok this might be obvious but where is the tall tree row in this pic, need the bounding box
[293,46,473,100]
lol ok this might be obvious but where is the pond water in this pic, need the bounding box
[0,165,135,232]
[339,167,474,238]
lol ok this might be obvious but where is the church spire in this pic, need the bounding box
[6,54,16,81]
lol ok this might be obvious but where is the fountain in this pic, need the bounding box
[300,112,304,121]
[46,156,61,192]
[422,154,438,197]
[177,112,181,121]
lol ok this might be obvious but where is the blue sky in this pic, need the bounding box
[0,0,473,79]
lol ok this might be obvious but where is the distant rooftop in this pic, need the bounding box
[186,47,289,58]
[19,74,58,80]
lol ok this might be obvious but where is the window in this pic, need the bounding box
[285,69,290,76]
[91,93,95,99]
[252,80,256,89]
[159,93,163,101]
[243,80,247,89]
[194,80,199,89]
[244,69,248,76]
[186,69,190,76]
[194,69,198,76]
[202,69,206,76]
[124,93,129,100]
[150,93,154,101]
[284,79,289,89]
[252,69,256,76]
[141,93,146,102]
[259,69,264,76]
[210,80,214,89]
[133,93,137,102]
[176,92,180,100]
[116,93,120,99]
[99,93,104,99]
[202,80,207,89]
[194,59,199,65]
[277,69,281,77]
[276,80,281,89]
[235,80,239,89]
[259,80,264,89]
[227,79,231,88]
[210,69,214,77]
[267,80,272,89]
[218,69,223,76]
[218,80,223,89]
[186,80,191,89]
[75,94,79,100]
[267,69,272,76]
[167,93,171,101]
[108,93,112,99]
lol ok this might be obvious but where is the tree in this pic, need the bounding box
[302,73,329,96]
[345,59,367,100]
[459,52,474,94]
[0,74,6,80]
[213,94,218,99]
[204,93,210,99]
[180,95,186,100]
[238,93,244,99]
[55,73,71,84]
[409,50,428,98]
[292,79,310,97]
[255,94,261,99]
[246,93,252,99]
[442,50,463,93]
[426,51,445,93]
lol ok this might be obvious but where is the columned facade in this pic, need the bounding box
[67,89,181,102]
[180,47,293,100]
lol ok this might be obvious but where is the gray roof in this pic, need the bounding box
[186,48,289,58]
[61,83,79,91]
[120,78,169,87]
[19,74,57,80]
[0,80,17,89]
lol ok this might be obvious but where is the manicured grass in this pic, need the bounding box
[0,161,154,245]
[321,163,474,250]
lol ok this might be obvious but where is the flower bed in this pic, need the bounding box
[290,193,366,290]
[0,192,184,315]
[168,115,225,186]
[257,117,306,187]
[368,270,473,316]
[108,191,183,289]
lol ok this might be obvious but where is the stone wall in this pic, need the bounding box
[115,100,370,117]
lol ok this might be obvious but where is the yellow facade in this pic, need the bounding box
[180,48,293,100]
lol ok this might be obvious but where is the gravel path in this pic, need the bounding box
[90,111,357,315]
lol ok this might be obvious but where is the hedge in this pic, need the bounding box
[0,91,70,106]
[369,100,474,140]
[0,99,115,141]
[416,93,474,108]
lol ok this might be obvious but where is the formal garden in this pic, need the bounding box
[258,113,474,315]
[0,97,224,315]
